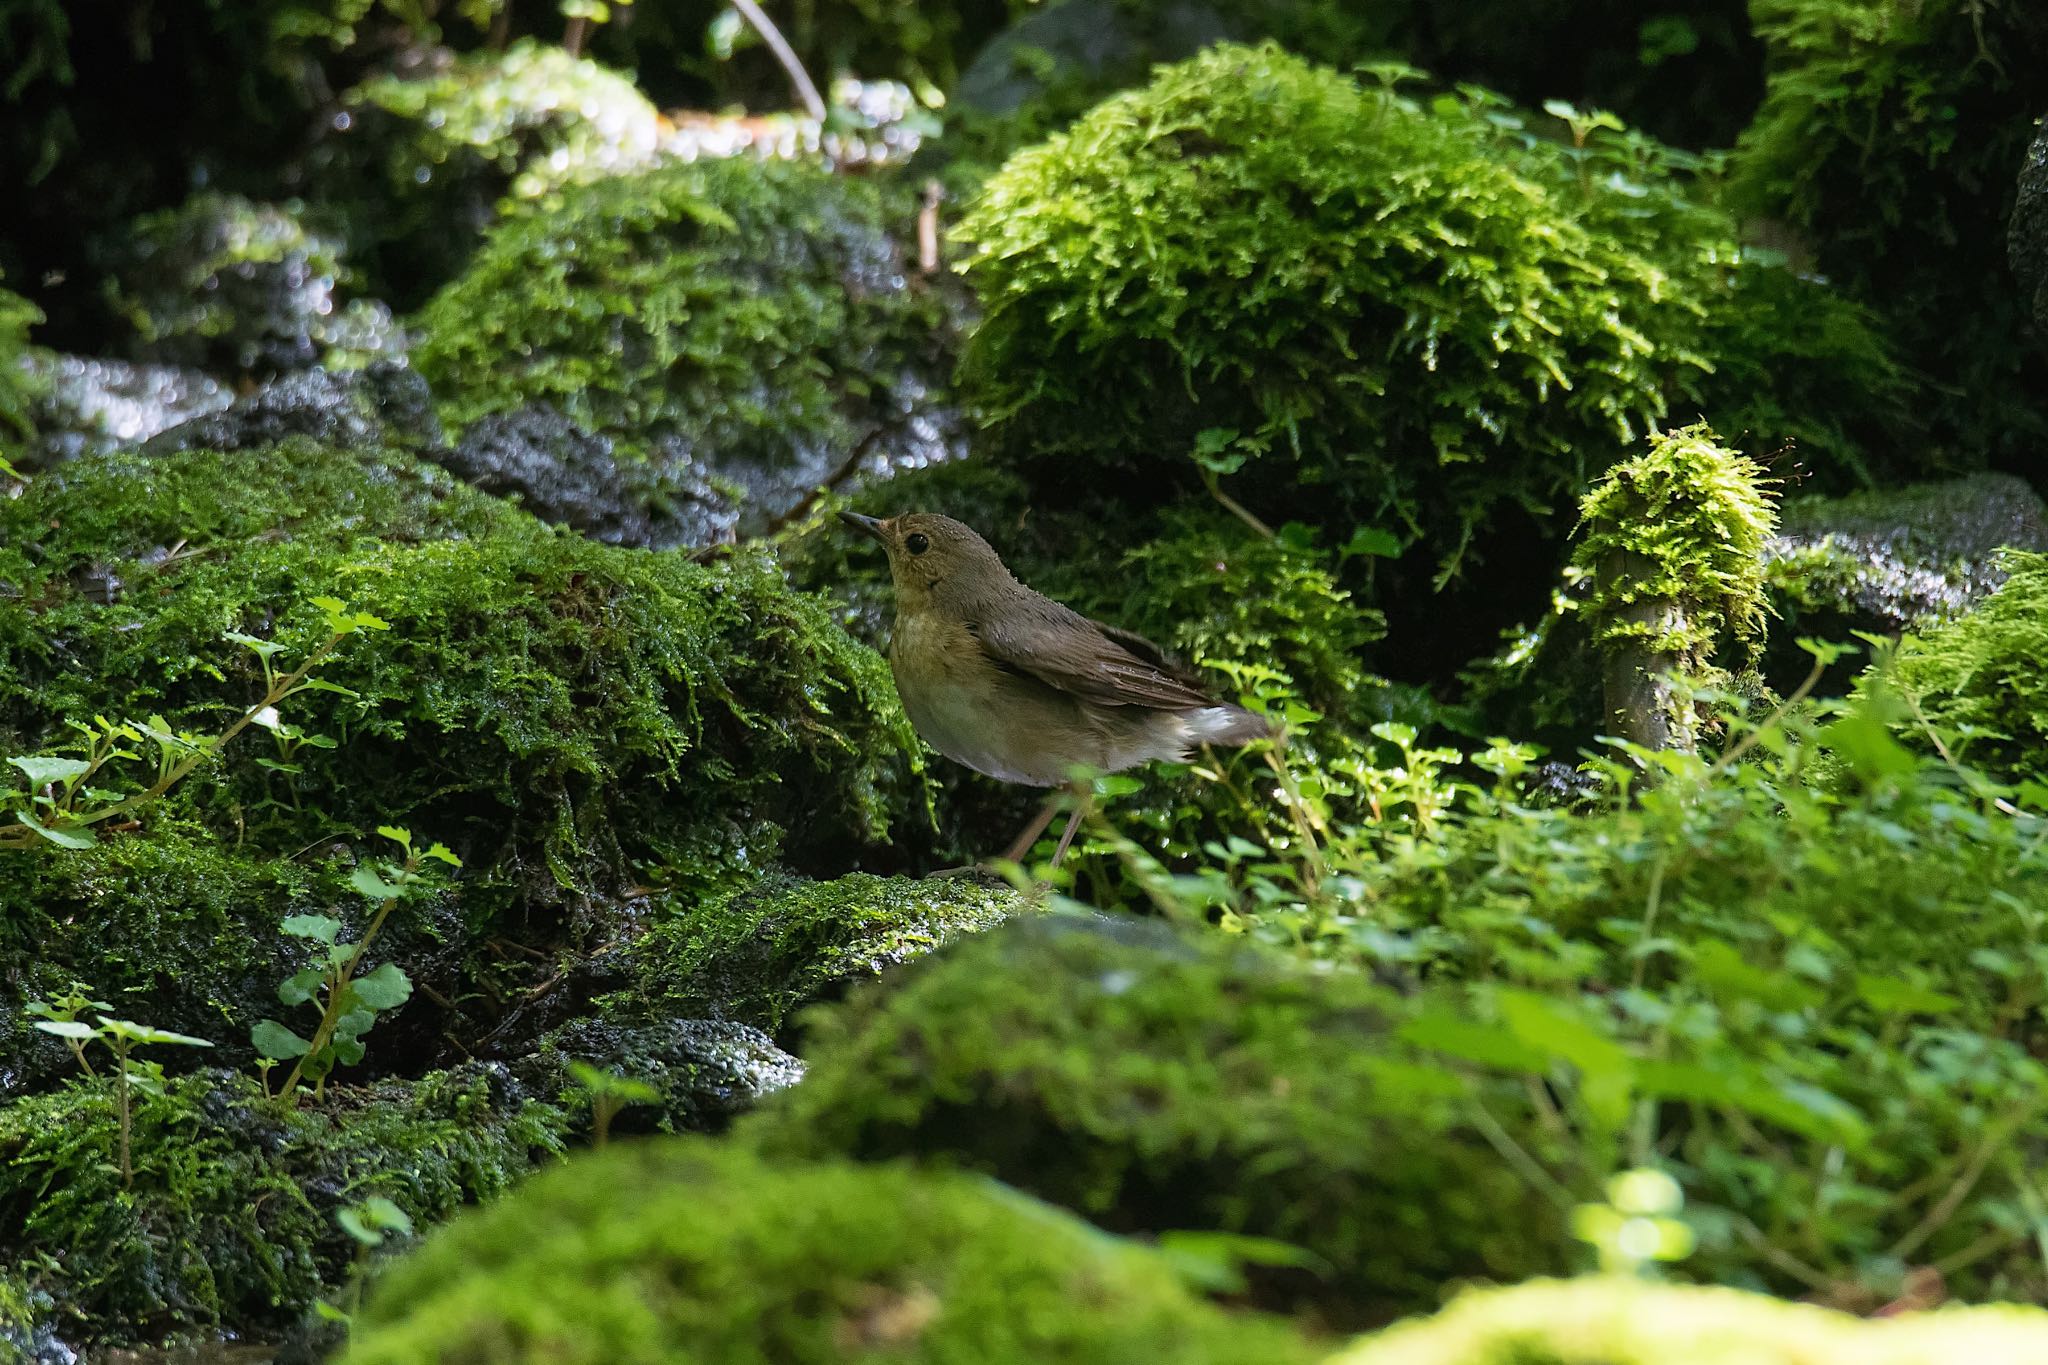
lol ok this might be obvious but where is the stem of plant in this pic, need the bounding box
[112,1036,133,1188]
[727,0,827,122]
[278,850,417,1099]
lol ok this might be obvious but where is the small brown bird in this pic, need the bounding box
[841,511,1273,868]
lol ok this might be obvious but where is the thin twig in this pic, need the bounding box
[728,0,827,123]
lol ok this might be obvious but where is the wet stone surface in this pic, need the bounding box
[1766,472,2048,629]
[23,354,232,471]
[144,363,444,456]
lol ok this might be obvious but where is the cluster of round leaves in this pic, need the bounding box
[956,43,1895,584]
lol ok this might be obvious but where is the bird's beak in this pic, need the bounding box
[838,511,890,543]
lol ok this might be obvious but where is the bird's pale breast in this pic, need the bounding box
[889,610,1195,787]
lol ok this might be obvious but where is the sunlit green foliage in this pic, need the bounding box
[1332,1277,2048,1364]
[341,1138,1317,1365]
[1730,0,2048,464]
[0,1066,566,1347]
[1890,550,2048,783]
[0,274,38,465]
[958,44,1901,583]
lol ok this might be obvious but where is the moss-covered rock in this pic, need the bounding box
[744,915,1572,1325]
[1766,473,2048,633]
[0,440,919,883]
[0,1064,567,1349]
[1330,1277,2048,1365]
[105,192,400,376]
[2016,115,2048,341]
[410,157,963,539]
[1730,0,2048,464]
[340,1137,1317,1365]
[615,872,1014,1034]
[1888,549,2048,783]
[958,44,1902,592]
[21,353,231,471]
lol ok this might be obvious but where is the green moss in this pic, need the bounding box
[744,916,1571,1325]
[1571,423,1778,667]
[1729,0,2048,465]
[1332,1277,2048,1364]
[0,440,921,885]
[106,192,397,375]
[409,156,950,522]
[0,1065,568,1347]
[958,44,1899,584]
[619,871,1014,1033]
[1889,550,2048,783]
[342,1137,1316,1365]
[0,275,39,467]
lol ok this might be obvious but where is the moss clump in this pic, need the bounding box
[958,44,1897,584]
[341,1137,1316,1365]
[105,192,399,376]
[1729,0,2048,465]
[1889,550,2048,782]
[0,276,40,467]
[745,916,1570,1324]
[0,440,919,886]
[619,872,1014,1034]
[1331,1277,2048,1365]
[1572,424,1777,669]
[409,157,951,527]
[0,1065,567,1347]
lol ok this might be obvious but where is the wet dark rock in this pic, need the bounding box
[105,193,403,377]
[144,363,444,456]
[956,0,1234,114]
[2015,115,2048,339]
[1766,472,2048,630]
[21,354,231,471]
[436,404,737,549]
[520,1016,804,1135]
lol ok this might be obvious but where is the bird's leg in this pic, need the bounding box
[997,794,1062,866]
[1047,784,1092,869]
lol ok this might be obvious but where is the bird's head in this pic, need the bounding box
[838,511,1011,610]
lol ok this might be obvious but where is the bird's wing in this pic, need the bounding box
[971,600,1219,711]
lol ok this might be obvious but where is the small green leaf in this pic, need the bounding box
[375,825,412,849]
[349,865,403,901]
[97,1018,213,1048]
[351,962,412,1011]
[33,1020,97,1040]
[278,966,326,1007]
[252,1019,312,1059]
[281,914,342,944]
[14,814,98,848]
[8,756,91,788]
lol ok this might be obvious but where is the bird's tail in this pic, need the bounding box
[1186,705,1279,748]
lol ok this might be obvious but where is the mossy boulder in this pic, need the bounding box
[104,192,401,377]
[0,1065,567,1349]
[320,41,667,307]
[0,439,919,881]
[1331,1277,2048,1365]
[743,915,1573,1325]
[0,279,39,469]
[21,353,231,471]
[1889,549,2048,783]
[340,1137,1317,1365]
[614,871,1014,1034]
[958,43,1902,595]
[1766,473,2048,634]
[409,157,963,540]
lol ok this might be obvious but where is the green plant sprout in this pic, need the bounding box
[1572,1168,1697,1276]
[320,1196,417,1330]
[567,1062,660,1148]
[253,826,459,1102]
[30,1011,213,1187]
[0,598,388,851]
[26,984,114,1075]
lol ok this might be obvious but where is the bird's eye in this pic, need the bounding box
[904,533,931,556]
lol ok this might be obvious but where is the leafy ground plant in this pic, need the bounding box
[0,597,387,851]
[29,1006,212,1187]
[253,826,458,1101]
